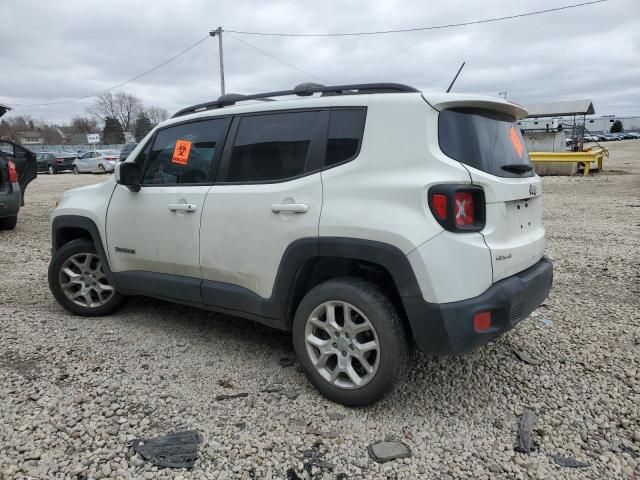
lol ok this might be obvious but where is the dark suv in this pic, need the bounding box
[0,105,37,230]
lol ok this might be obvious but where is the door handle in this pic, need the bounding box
[168,203,197,212]
[271,203,309,214]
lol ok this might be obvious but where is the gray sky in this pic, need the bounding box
[1,0,639,124]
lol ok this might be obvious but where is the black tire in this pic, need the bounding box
[48,239,125,316]
[73,166,79,175]
[0,215,17,230]
[292,277,411,406]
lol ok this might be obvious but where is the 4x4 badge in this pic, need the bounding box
[529,184,537,196]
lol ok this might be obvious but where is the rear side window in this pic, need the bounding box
[141,118,227,185]
[227,111,321,183]
[439,108,532,178]
[325,109,366,167]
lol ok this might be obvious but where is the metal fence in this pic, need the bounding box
[27,144,126,153]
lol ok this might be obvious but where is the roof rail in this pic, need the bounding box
[171,82,419,118]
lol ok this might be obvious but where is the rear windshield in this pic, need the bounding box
[438,107,532,178]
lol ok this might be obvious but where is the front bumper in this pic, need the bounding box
[402,256,553,354]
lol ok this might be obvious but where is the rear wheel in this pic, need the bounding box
[48,239,125,316]
[97,164,105,173]
[0,215,17,230]
[73,166,79,175]
[48,165,56,175]
[293,277,410,406]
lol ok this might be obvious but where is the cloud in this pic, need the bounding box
[1,0,638,123]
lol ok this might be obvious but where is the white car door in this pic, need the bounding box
[200,110,325,307]
[106,117,231,303]
[77,152,92,172]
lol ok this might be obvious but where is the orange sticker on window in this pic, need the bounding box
[171,140,192,165]
[509,126,524,159]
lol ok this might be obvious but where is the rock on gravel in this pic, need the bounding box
[1,144,640,479]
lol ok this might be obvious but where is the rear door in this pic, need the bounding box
[199,110,325,302]
[0,141,37,204]
[438,107,544,282]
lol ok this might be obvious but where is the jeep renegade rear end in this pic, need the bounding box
[48,83,552,406]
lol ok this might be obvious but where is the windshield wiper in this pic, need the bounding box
[501,163,533,174]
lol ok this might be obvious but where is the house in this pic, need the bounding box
[18,131,44,145]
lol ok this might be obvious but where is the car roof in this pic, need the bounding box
[160,82,528,130]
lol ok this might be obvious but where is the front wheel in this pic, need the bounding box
[48,165,56,175]
[48,239,125,316]
[73,166,79,175]
[293,278,410,406]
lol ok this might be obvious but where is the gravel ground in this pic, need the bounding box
[1,142,639,480]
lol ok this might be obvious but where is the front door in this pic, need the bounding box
[106,117,230,303]
[0,141,37,204]
[200,110,325,306]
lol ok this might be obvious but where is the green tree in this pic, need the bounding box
[610,120,623,133]
[133,110,153,141]
[102,117,125,144]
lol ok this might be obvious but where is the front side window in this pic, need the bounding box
[141,118,227,185]
[226,111,321,183]
[325,109,366,167]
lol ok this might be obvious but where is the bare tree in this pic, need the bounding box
[71,116,98,133]
[147,106,169,126]
[88,91,142,132]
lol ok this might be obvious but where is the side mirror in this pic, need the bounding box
[115,162,141,192]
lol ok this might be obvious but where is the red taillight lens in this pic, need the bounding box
[431,194,448,220]
[56,159,64,164]
[473,311,492,332]
[428,185,485,232]
[7,161,18,182]
[454,191,474,226]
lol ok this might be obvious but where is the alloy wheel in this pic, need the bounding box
[304,301,380,389]
[59,253,114,308]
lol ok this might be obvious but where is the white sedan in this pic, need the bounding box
[73,150,120,174]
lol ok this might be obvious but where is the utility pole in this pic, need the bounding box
[498,91,508,99]
[209,27,225,95]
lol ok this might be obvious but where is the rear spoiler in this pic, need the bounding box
[423,93,528,119]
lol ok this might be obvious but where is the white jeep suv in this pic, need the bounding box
[48,83,553,406]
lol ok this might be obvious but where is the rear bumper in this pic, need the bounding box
[402,256,553,354]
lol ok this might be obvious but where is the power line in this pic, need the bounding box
[7,35,211,107]
[225,0,608,37]
[227,33,329,84]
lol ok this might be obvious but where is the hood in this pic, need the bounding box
[0,104,10,119]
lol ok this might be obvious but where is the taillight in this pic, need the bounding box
[431,194,448,220]
[454,191,474,226]
[428,185,485,232]
[56,159,64,164]
[7,161,18,182]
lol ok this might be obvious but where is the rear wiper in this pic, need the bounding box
[501,163,533,174]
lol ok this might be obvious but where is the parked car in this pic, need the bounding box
[73,150,120,174]
[36,151,78,174]
[0,104,37,230]
[119,143,138,162]
[48,83,553,405]
[627,132,640,139]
